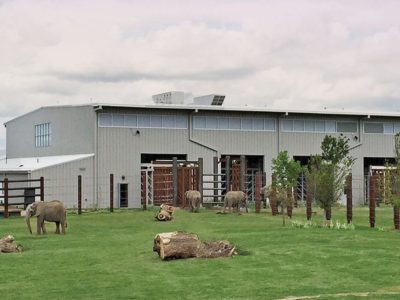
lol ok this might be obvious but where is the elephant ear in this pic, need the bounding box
[32,202,42,217]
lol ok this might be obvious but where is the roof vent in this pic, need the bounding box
[193,94,225,106]
[152,91,184,104]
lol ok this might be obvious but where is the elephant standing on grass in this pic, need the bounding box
[26,200,67,235]
[185,190,202,212]
[223,191,248,213]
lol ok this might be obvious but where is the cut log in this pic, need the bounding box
[155,204,175,221]
[153,231,237,260]
[153,232,200,260]
[156,210,173,221]
[160,204,174,214]
[0,235,23,253]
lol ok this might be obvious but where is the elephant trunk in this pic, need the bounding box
[25,210,33,234]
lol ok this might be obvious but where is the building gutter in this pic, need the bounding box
[188,110,219,157]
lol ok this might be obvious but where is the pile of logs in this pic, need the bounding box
[155,204,175,221]
[153,231,237,260]
[0,235,23,253]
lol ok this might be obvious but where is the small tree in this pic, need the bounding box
[306,135,354,222]
[269,151,302,225]
[378,133,400,230]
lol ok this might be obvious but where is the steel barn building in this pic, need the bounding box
[1,93,399,209]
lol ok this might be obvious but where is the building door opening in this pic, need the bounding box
[119,183,128,208]
[141,153,187,163]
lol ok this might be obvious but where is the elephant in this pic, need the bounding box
[223,191,248,213]
[25,200,67,235]
[185,190,202,212]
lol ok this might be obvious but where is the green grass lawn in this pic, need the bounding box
[1,206,400,300]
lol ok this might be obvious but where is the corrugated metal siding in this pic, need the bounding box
[31,156,94,209]
[96,126,216,208]
[6,106,95,158]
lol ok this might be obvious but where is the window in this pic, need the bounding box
[35,123,51,148]
[206,117,218,129]
[325,121,336,133]
[241,118,253,130]
[383,123,394,134]
[253,119,264,130]
[150,115,162,128]
[304,120,315,132]
[99,114,112,126]
[99,113,188,129]
[193,116,275,131]
[138,115,150,127]
[282,120,293,132]
[315,120,325,132]
[175,116,187,129]
[124,115,137,127]
[337,121,357,133]
[194,116,206,129]
[264,119,275,131]
[113,114,124,127]
[218,118,229,129]
[293,120,305,132]
[364,122,384,134]
[162,115,175,128]
[283,119,357,134]
[229,118,241,130]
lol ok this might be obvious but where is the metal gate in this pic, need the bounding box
[141,161,200,207]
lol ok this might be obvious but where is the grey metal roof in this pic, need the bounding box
[92,102,400,118]
[4,101,400,126]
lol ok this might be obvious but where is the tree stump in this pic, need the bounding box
[155,204,175,221]
[0,235,23,253]
[153,231,237,260]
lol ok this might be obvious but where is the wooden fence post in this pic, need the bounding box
[346,174,353,224]
[78,175,82,215]
[198,158,203,204]
[40,176,44,201]
[172,157,178,207]
[110,174,114,212]
[4,178,8,218]
[369,174,377,228]
[240,155,246,192]
[226,156,231,192]
[394,206,400,230]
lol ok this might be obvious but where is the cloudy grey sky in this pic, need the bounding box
[1,0,400,152]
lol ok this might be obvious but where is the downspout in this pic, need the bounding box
[189,110,219,157]
[93,105,102,208]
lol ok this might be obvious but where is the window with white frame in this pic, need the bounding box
[98,113,188,129]
[364,122,400,134]
[35,123,51,147]
[282,119,357,133]
[193,116,275,131]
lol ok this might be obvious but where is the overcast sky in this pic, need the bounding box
[1,0,400,153]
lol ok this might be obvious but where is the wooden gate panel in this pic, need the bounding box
[153,167,173,206]
[177,167,200,207]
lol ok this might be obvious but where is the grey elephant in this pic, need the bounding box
[223,191,248,213]
[25,200,67,235]
[185,190,201,212]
